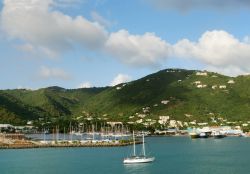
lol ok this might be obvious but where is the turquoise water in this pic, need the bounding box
[1,137,250,174]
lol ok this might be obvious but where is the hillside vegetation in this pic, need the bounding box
[1,69,250,126]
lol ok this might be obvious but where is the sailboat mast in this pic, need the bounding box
[142,133,146,156]
[133,131,136,156]
[43,128,46,142]
[92,124,95,140]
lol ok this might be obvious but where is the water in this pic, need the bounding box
[1,136,250,174]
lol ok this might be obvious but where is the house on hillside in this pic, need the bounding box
[228,80,235,84]
[161,100,169,105]
[158,116,169,125]
[196,72,208,76]
[136,119,143,124]
[193,81,201,85]
[219,85,227,89]
[212,85,217,89]
[197,84,207,88]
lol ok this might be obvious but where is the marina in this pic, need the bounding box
[1,124,250,149]
[0,132,139,149]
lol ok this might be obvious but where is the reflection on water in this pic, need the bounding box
[123,163,152,174]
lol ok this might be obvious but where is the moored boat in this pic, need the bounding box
[199,132,209,138]
[213,131,226,139]
[189,132,200,139]
[123,131,155,164]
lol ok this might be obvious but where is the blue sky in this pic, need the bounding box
[0,0,250,89]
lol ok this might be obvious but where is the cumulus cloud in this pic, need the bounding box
[206,66,247,77]
[105,30,170,67]
[110,74,132,86]
[38,66,71,80]
[147,0,250,11]
[172,30,250,76]
[0,0,108,57]
[77,81,93,88]
[1,0,250,77]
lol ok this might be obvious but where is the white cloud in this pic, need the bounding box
[206,66,247,77]
[1,0,250,77]
[105,30,170,67]
[110,74,132,86]
[147,0,250,11]
[91,11,112,28]
[173,30,250,76]
[38,66,71,80]
[0,0,108,57]
[77,82,93,88]
[244,36,250,44]
[17,43,35,53]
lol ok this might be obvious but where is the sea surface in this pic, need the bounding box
[1,136,250,174]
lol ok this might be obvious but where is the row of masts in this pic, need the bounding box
[41,123,132,142]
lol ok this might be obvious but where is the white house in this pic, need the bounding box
[197,122,208,126]
[189,121,197,125]
[136,119,143,124]
[193,81,201,85]
[219,85,227,89]
[197,84,207,88]
[212,85,217,89]
[138,114,146,118]
[161,100,169,105]
[228,80,235,84]
[196,72,208,76]
[158,116,169,125]
[169,120,177,127]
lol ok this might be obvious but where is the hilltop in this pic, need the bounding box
[1,69,250,128]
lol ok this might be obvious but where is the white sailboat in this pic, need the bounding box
[123,131,155,164]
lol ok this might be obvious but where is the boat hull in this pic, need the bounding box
[123,157,155,164]
[190,134,199,139]
[214,134,226,139]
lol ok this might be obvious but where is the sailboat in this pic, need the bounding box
[123,131,155,164]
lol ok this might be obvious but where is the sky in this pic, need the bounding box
[0,0,250,89]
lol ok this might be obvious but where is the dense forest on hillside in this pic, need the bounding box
[1,69,250,129]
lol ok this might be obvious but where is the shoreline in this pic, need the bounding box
[0,141,142,150]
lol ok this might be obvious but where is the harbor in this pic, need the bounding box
[1,125,249,149]
[0,132,141,149]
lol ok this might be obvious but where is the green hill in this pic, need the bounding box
[1,69,250,127]
[0,87,106,125]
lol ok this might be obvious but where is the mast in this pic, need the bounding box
[43,128,46,142]
[133,131,136,156]
[92,124,95,140]
[63,127,66,141]
[142,133,146,156]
